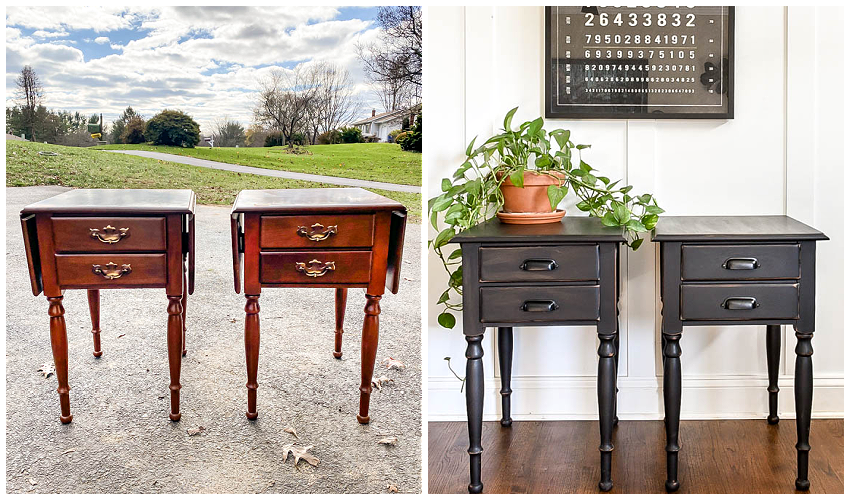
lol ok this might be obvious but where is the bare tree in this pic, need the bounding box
[15,65,44,141]
[211,116,245,147]
[373,75,415,113]
[304,62,360,144]
[254,67,319,146]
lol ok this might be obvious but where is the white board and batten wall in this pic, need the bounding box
[424,7,844,421]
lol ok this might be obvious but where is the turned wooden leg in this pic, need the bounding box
[613,319,620,426]
[766,325,781,425]
[166,295,182,421]
[333,288,347,359]
[662,331,683,493]
[497,327,513,427]
[597,330,617,492]
[87,290,102,358]
[244,294,260,420]
[181,264,187,357]
[357,294,381,424]
[466,333,485,494]
[48,296,72,424]
[794,329,814,491]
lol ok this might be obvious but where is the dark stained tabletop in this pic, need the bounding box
[231,188,406,214]
[652,215,827,241]
[452,216,626,244]
[20,189,196,214]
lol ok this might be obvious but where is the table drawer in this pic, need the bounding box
[55,254,167,287]
[680,283,799,320]
[479,245,599,282]
[479,285,599,323]
[260,214,374,249]
[681,244,800,281]
[260,251,372,284]
[52,217,167,252]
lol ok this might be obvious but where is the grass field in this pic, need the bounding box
[6,141,421,219]
[94,142,421,186]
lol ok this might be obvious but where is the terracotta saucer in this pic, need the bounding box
[496,209,566,225]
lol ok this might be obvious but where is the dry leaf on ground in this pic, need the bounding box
[377,436,398,446]
[61,449,75,455]
[283,443,319,467]
[284,427,298,439]
[387,483,399,493]
[372,375,393,390]
[37,363,54,378]
[187,426,205,436]
[382,357,405,370]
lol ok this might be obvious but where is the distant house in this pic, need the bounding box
[349,104,421,143]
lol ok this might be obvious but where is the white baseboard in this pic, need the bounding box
[428,375,844,421]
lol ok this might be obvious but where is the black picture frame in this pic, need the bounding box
[544,7,735,119]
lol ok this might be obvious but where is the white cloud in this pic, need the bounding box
[94,36,110,44]
[32,30,69,38]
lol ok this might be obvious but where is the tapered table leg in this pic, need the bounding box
[465,333,484,494]
[181,264,187,357]
[663,331,682,492]
[497,327,513,427]
[794,329,814,491]
[357,294,381,424]
[166,295,182,421]
[244,294,260,420]
[334,288,347,359]
[766,325,781,424]
[613,320,620,426]
[597,331,616,491]
[87,290,102,358]
[48,296,72,424]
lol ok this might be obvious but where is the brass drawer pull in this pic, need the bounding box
[90,225,130,244]
[295,259,336,277]
[296,223,337,241]
[722,257,759,270]
[92,262,132,280]
[721,297,759,310]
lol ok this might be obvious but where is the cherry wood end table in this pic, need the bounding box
[230,188,407,423]
[452,217,625,493]
[653,215,827,492]
[20,189,196,423]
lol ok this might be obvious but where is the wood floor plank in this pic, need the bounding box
[428,419,844,494]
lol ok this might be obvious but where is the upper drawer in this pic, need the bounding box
[479,285,600,323]
[479,245,599,282]
[681,244,800,281]
[52,217,166,252]
[260,214,374,249]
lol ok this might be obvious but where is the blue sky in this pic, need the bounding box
[5,6,384,132]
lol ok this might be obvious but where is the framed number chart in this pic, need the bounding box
[545,7,734,119]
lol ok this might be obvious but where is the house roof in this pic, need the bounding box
[350,104,421,126]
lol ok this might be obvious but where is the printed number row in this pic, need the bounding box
[583,12,696,28]
[582,34,697,46]
[584,64,698,73]
[582,49,695,60]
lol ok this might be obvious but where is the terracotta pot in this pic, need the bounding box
[498,170,565,213]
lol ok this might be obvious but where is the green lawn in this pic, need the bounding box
[94,142,421,186]
[6,141,421,219]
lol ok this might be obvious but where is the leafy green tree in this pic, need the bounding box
[340,126,363,143]
[264,131,283,147]
[121,116,146,144]
[144,109,200,147]
[397,112,421,152]
[110,107,138,144]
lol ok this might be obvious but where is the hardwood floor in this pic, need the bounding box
[428,419,844,494]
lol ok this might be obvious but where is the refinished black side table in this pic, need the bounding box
[652,216,827,492]
[453,217,625,493]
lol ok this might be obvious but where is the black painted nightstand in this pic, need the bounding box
[652,216,828,492]
[452,217,626,493]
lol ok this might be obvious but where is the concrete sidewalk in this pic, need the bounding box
[5,186,422,493]
[103,150,421,194]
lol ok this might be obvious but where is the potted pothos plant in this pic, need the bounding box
[428,107,664,329]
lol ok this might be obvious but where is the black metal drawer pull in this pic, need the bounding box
[520,259,559,272]
[521,300,559,312]
[722,257,760,270]
[721,297,759,310]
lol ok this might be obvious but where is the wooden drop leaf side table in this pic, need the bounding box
[230,188,406,423]
[653,216,828,492]
[452,217,625,493]
[20,189,196,423]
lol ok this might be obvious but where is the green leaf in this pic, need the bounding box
[598,176,610,185]
[438,312,456,329]
[465,136,477,157]
[433,228,455,248]
[535,155,552,168]
[620,185,633,193]
[626,219,648,233]
[509,171,524,188]
[638,193,652,204]
[641,213,659,230]
[547,184,568,210]
[449,268,463,287]
[581,173,597,185]
[576,200,592,212]
[431,195,453,212]
[645,205,665,215]
[579,160,592,173]
[441,178,451,192]
[448,248,463,261]
[576,144,591,150]
[528,117,544,136]
[437,290,450,304]
[430,210,438,230]
[503,106,519,132]
[601,212,619,227]
[614,203,630,224]
[630,238,644,250]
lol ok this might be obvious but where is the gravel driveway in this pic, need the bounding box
[5,186,422,493]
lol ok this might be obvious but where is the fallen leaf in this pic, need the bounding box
[371,375,393,390]
[382,357,405,370]
[378,436,398,446]
[117,334,125,339]
[37,363,54,378]
[283,443,319,467]
[387,483,399,493]
[284,427,298,439]
[61,449,75,455]
[187,426,205,436]
[27,478,37,486]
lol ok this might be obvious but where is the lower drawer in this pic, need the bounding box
[260,251,372,284]
[55,254,167,287]
[680,283,799,320]
[479,285,599,323]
